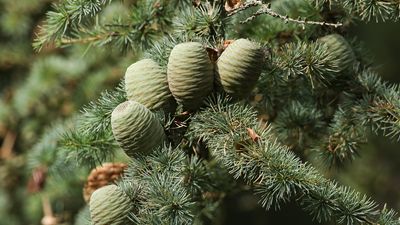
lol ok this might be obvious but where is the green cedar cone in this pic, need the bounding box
[89,184,132,225]
[318,34,356,72]
[125,59,176,112]
[167,42,214,110]
[111,100,165,157]
[217,39,264,99]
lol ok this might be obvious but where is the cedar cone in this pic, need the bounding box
[89,184,132,225]
[217,38,264,99]
[83,163,127,202]
[124,59,176,113]
[111,101,166,157]
[167,42,214,110]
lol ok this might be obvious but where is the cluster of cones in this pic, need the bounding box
[85,33,355,224]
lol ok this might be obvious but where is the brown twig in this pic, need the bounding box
[227,0,260,16]
[59,32,119,45]
[42,195,53,218]
[41,194,58,225]
[0,131,16,159]
[227,0,343,28]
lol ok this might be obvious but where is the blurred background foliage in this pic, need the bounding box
[0,0,398,225]
[0,1,136,224]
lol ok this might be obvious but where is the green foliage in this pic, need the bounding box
[33,0,112,50]
[46,0,400,223]
[61,127,119,167]
[270,41,342,87]
[174,1,225,40]
[189,98,398,224]
[2,0,399,224]
[273,100,326,149]
[357,71,400,140]
[314,108,366,167]
[79,82,126,136]
[34,0,190,51]
[120,146,234,225]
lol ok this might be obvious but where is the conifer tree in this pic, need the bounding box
[26,0,400,224]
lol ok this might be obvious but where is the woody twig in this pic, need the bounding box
[227,0,343,28]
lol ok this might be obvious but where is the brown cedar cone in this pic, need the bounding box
[225,0,242,12]
[82,163,127,203]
